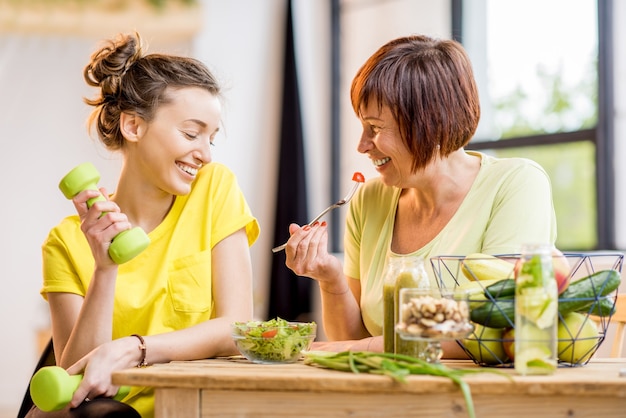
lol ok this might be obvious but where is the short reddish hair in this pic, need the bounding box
[351,35,480,171]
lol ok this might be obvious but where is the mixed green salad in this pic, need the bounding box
[232,317,317,363]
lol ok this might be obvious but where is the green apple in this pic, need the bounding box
[463,324,507,365]
[558,312,599,364]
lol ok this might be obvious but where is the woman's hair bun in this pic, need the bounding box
[84,32,144,100]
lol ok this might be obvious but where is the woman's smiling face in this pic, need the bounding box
[356,101,415,187]
[135,86,222,196]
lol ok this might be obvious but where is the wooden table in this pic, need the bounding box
[112,356,626,418]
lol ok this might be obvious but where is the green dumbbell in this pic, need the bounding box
[58,162,150,264]
[30,366,131,412]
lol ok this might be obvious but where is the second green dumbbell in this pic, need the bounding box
[59,162,150,264]
[30,366,131,412]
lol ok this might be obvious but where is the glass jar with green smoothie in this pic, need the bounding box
[382,252,430,356]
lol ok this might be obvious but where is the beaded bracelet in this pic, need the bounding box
[131,334,148,368]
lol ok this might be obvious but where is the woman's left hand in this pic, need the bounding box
[65,337,138,407]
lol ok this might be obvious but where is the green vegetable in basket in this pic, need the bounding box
[470,297,515,328]
[470,269,621,328]
[582,297,616,316]
[557,269,621,315]
[484,279,516,299]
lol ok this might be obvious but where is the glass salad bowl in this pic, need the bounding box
[231,318,317,364]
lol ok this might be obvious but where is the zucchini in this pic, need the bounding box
[470,296,515,329]
[484,279,516,299]
[461,254,515,282]
[558,269,621,315]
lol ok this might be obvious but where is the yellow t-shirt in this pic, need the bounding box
[41,163,259,417]
[344,151,557,336]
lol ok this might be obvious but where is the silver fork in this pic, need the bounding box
[271,179,363,253]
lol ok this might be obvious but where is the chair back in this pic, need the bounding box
[17,338,55,418]
[610,294,626,357]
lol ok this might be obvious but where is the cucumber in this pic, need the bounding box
[470,296,515,328]
[469,269,620,328]
[471,269,621,327]
[576,296,616,317]
[484,279,516,299]
[558,269,621,315]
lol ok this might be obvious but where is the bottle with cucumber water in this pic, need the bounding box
[382,252,430,356]
[514,243,558,375]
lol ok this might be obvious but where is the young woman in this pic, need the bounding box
[29,32,259,418]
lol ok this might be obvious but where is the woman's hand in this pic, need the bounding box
[284,222,343,285]
[65,337,139,407]
[72,187,131,267]
[285,223,367,340]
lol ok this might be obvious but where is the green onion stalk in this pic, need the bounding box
[304,351,511,418]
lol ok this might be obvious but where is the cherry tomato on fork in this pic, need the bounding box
[352,172,365,183]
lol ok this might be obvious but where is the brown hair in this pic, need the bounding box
[83,32,221,150]
[350,35,480,171]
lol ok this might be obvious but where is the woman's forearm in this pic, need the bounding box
[319,278,370,341]
[57,267,119,368]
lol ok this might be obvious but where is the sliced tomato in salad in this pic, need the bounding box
[352,172,365,183]
[261,329,278,338]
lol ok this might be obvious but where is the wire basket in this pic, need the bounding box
[429,252,624,367]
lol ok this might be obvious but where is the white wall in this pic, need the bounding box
[0,34,123,416]
[193,0,287,325]
[338,0,451,240]
[0,1,290,414]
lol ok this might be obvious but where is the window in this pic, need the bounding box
[456,0,613,250]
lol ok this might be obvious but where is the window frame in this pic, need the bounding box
[452,0,616,250]
[328,0,615,251]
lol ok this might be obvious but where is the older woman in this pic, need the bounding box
[282,35,556,355]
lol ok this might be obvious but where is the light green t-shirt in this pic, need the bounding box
[41,163,259,418]
[344,151,557,336]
